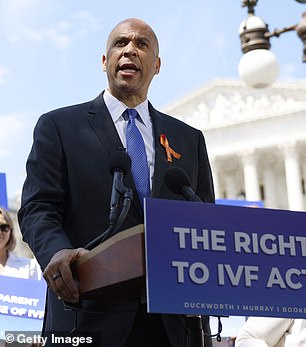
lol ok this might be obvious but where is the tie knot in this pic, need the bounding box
[127,108,138,121]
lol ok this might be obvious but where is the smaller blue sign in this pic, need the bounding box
[0,173,8,208]
[0,276,46,338]
[0,276,45,320]
[144,198,306,319]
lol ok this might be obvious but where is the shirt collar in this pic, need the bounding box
[103,89,150,127]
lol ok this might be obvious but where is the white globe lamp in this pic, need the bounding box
[238,49,279,88]
[238,14,279,87]
[238,1,306,88]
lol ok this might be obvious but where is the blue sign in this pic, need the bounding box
[144,198,306,319]
[0,173,8,208]
[0,276,46,339]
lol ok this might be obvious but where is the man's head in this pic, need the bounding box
[102,18,161,106]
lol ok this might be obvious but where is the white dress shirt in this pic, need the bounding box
[1,252,42,280]
[103,89,155,189]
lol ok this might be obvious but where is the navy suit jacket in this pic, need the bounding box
[18,92,215,347]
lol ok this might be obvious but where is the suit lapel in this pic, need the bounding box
[87,92,123,155]
[87,92,142,216]
[150,104,172,198]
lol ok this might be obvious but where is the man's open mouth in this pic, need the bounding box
[118,63,140,73]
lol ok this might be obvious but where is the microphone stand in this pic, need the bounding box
[64,185,133,323]
[186,315,205,347]
[182,185,206,346]
[85,188,133,250]
[182,196,205,346]
[97,188,133,244]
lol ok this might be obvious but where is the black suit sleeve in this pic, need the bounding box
[18,114,73,270]
[196,130,215,203]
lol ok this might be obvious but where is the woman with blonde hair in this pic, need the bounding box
[0,207,41,280]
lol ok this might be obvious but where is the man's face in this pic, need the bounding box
[102,19,161,102]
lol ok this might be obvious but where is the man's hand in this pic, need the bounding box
[43,248,89,303]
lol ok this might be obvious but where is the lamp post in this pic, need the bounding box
[238,0,306,88]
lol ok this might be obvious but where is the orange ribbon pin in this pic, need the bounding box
[160,134,182,162]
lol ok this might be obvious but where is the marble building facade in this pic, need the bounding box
[162,78,306,212]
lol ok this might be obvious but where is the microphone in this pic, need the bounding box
[109,150,132,225]
[164,167,203,202]
[85,150,132,250]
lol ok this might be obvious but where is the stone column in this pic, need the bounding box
[302,160,306,207]
[262,165,278,208]
[241,152,261,202]
[283,144,304,211]
[210,158,221,199]
[224,173,238,199]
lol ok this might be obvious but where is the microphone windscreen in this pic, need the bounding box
[164,166,191,194]
[109,150,131,175]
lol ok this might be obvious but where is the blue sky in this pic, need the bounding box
[0,0,305,200]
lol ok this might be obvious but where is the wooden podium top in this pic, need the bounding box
[75,224,146,300]
[77,224,144,265]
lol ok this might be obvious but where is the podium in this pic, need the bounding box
[76,224,146,301]
[75,219,206,347]
[76,197,306,320]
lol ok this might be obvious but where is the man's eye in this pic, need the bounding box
[115,40,126,47]
[138,41,148,48]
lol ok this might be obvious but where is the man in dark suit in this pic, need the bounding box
[18,18,215,347]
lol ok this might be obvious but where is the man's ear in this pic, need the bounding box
[102,55,107,72]
[155,57,161,75]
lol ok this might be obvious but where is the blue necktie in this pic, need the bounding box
[126,109,150,207]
